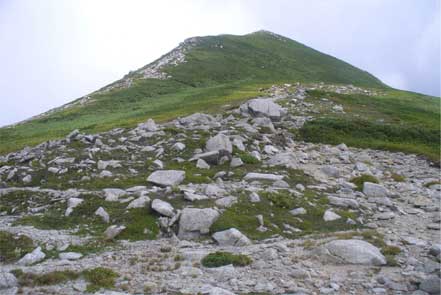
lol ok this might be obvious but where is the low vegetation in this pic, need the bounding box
[0,231,34,263]
[15,195,159,240]
[12,267,119,292]
[201,251,252,268]
[299,90,440,163]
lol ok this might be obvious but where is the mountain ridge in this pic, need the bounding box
[0,31,438,162]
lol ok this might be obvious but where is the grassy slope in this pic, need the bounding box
[299,89,440,162]
[0,31,438,162]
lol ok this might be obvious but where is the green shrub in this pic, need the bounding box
[350,174,379,191]
[390,173,405,182]
[239,153,260,164]
[261,190,294,209]
[201,251,252,268]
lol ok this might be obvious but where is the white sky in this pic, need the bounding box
[0,0,439,127]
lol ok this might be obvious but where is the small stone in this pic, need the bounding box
[249,192,261,203]
[290,207,307,216]
[323,210,341,221]
[243,173,283,182]
[59,252,83,260]
[196,159,210,169]
[104,225,126,240]
[374,212,395,220]
[173,142,186,151]
[95,207,110,223]
[230,157,243,168]
[152,159,164,169]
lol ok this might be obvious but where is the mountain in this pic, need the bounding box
[0,31,438,161]
[0,31,383,150]
[0,31,440,294]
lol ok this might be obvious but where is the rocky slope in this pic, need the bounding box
[0,84,440,295]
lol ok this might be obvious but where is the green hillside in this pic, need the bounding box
[0,31,439,162]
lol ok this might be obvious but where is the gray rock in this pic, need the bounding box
[215,196,237,208]
[151,199,175,217]
[104,225,126,240]
[103,188,126,201]
[65,197,83,216]
[245,98,284,121]
[17,247,46,265]
[321,166,340,178]
[316,239,386,265]
[138,118,158,131]
[173,142,186,151]
[22,175,32,184]
[95,207,110,223]
[419,276,441,294]
[429,244,441,256]
[328,196,359,209]
[178,208,220,239]
[374,212,395,220]
[127,195,151,209]
[249,192,261,202]
[0,272,17,289]
[196,158,210,169]
[152,159,164,169]
[206,133,233,153]
[243,173,283,182]
[230,157,244,168]
[147,170,185,187]
[97,160,121,170]
[59,252,83,260]
[183,191,208,201]
[290,207,307,216]
[323,210,341,221]
[363,182,389,198]
[212,228,252,246]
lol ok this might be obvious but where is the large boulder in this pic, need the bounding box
[363,182,389,198]
[212,228,252,246]
[147,170,185,187]
[151,199,175,217]
[206,134,233,154]
[315,239,386,265]
[243,98,284,121]
[178,208,220,239]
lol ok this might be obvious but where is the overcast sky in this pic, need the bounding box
[0,0,439,127]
